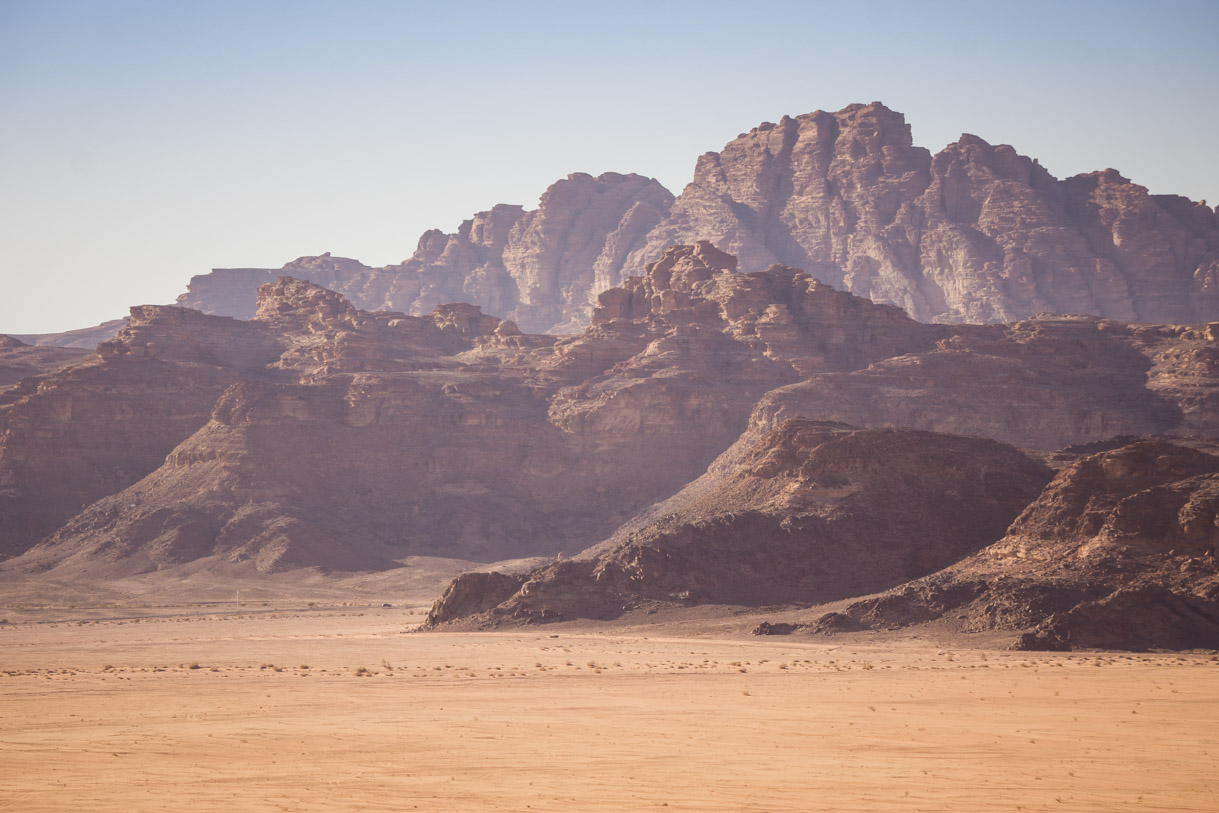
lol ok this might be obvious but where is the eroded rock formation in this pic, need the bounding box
[0,336,87,394]
[0,309,280,557]
[626,103,1219,325]
[177,173,674,333]
[171,103,1219,333]
[4,245,934,575]
[838,439,1219,651]
[8,244,1219,653]
[424,420,1053,627]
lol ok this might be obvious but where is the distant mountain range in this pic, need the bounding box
[5,104,1219,651]
[4,242,1219,649]
[168,102,1219,334]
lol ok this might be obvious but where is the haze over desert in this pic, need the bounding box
[4,2,1219,811]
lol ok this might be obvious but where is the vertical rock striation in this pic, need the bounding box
[177,173,673,333]
[627,103,1219,325]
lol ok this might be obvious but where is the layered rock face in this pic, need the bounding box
[626,103,1219,324]
[839,440,1219,651]
[177,173,674,333]
[748,316,1188,451]
[5,245,935,576]
[424,420,1053,627]
[0,310,280,557]
[170,104,1218,334]
[10,244,1219,650]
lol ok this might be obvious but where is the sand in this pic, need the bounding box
[1,605,1216,812]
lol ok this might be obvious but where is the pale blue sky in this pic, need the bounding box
[2,0,1217,333]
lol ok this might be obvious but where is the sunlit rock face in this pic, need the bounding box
[177,103,1219,333]
[625,103,1219,325]
[178,173,674,334]
[839,439,1219,652]
[6,243,1219,600]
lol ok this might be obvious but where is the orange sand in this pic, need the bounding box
[1,607,1216,811]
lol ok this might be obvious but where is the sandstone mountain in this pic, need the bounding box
[176,172,674,334]
[425,430,1219,652]
[10,319,129,350]
[423,420,1053,627]
[170,103,1219,334]
[626,103,1219,325]
[833,439,1219,651]
[1,244,930,574]
[7,245,1219,650]
[0,335,88,394]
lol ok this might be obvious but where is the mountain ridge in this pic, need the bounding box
[166,102,1219,336]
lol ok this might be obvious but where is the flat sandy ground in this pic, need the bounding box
[1,605,1216,812]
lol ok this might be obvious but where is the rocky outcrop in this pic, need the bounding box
[626,103,1219,325]
[0,308,281,557]
[425,571,529,627]
[6,248,932,575]
[747,315,1189,451]
[170,104,1219,334]
[838,440,1219,650]
[422,420,1053,627]
[10,245,1219,619]
[177,173,674,333]
[176,255,379,321]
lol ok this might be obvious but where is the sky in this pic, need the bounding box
[1,0,1217,334]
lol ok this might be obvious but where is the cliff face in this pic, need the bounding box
[839,439,1219,651]
[626,103,1219,325]
[0,309,281,557]
[170,103,1219,334]
[5,245,936,575]
[747,316,1189,451]
[176,173,674,333]
[10,245,1219,622]
[424,420,1053,627]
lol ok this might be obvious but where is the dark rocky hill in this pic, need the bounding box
[424,420,1053,627]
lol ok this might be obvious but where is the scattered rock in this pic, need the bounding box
[751,621,803,635]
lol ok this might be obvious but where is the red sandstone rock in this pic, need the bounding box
[840,439,1219,650]
[423,420,1053,627]
[626,104,1219,326]
[8,244,1219,637]
[172,105,1219,333]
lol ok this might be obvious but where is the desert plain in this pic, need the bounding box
[2,597,1216,813]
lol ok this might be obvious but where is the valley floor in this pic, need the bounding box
[1,605,1216,812]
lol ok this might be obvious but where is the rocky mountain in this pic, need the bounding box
[625,103,1219,324]
[10,318,129,349]
[0,335,88,394]
[169,103,1219,334]
[176,172,674,334]
[1,243,931,575]
[8,244,1219,650]
[424,419,1053,627]
[0,310,281,557]
[425,432,1219,651]
[834,438,1219,651]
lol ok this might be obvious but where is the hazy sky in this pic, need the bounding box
[2,0,1217,333]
